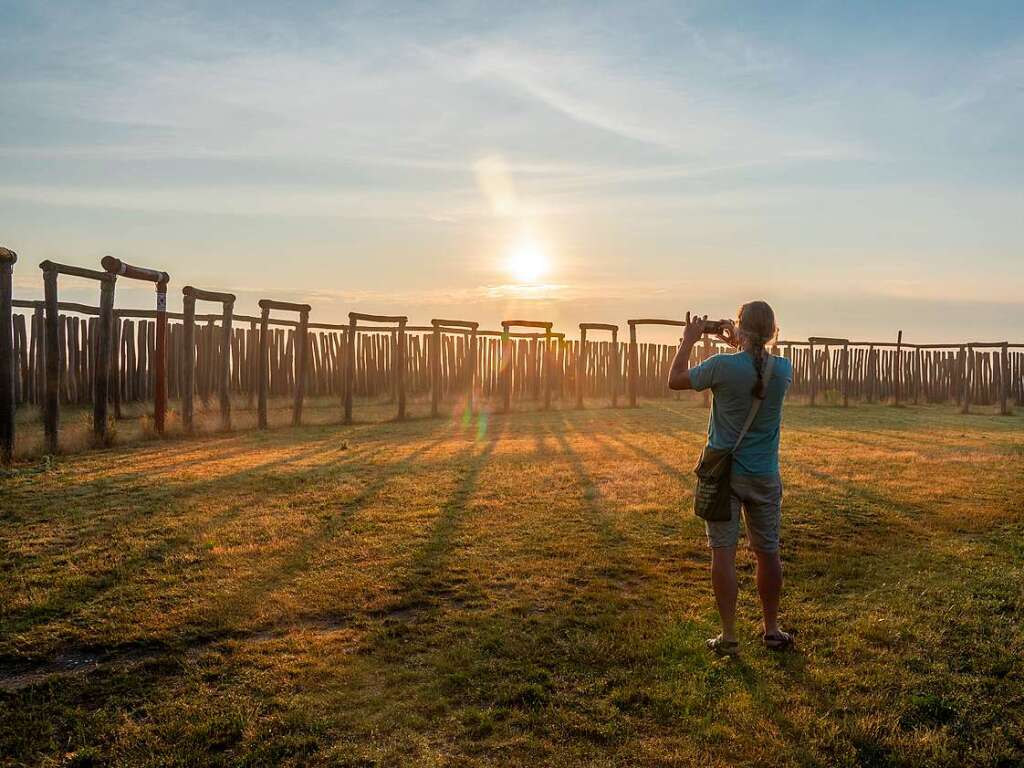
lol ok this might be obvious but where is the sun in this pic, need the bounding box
[506,240,550,284]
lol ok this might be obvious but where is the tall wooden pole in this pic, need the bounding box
[430,325,441,417]
[111,311,122,419]
[33,303,45,408]
[808,339,817,406]
[893,330,903,406]
[258,306,270,428]
[960,345,971,415]
[181,294,196,433]
[501,327,512,413]
[914,346,922,405]
[576,328,587,409]
[611,329,619,408]
[344,318,356,424]
[247,319,257,409]
[292,309,309,426]
[396,320,407,420]
[220,301,233,430]
[999,342,1009,415]
[42,267,59,454]
[841,342,850,407]
[0,248,16,462]
[867,345,876,404]
[543,333,552,411]
[468,327,477,414]
[154,279,168,434]
[628,323,638,408]
[94,276,115,443]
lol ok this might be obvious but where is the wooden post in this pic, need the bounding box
[543,333,552,411]
[0,248,15,462]
[257,306,270,428]
[292,308,309,426]
[42,267,59,453]
[576,327,587,409]
[154,280,168,434]
[841,342,850,407]
[867,345,876,403]
[93,277,115,443]
[430,325,441,417]
[111,312,122,419]
[914,346,922,405]
[808,339,817,406]
[611,329,619,408]
[960,345,971,415]
[246,319,257,408]
[220,300,233,430]
[396,320,407,420]
[501,327,512,413]
[628,323,638,408]
[1000,342,1010,415]
[33,303,45,408]
[181,294,196,433]
[344,319,355,424]
[468,327,477,414]
[893,330,903,406]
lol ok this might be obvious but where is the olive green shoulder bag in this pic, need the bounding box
[693,355,775,522]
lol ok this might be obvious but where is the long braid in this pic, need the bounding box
[737,300,776,400]
[750,340,767,399]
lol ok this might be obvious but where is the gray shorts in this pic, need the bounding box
[705,473,783,553]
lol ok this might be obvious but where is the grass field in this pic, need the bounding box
[2,401,1023,767]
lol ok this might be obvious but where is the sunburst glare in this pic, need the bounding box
[506,239,550,284]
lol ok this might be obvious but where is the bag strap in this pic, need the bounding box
[731,353,775,453]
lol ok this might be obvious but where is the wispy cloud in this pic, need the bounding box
[1,2,1022,342]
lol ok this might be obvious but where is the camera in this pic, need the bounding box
[702,320,728,335]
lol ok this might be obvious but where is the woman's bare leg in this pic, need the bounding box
[711,545,738,641]
[754,549,783,635]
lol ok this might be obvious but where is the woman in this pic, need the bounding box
[667,301,793,655]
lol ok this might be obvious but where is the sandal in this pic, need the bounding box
[763,630,794,651]
[706,635,740,656]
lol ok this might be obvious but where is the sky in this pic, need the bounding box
[1,0,1022,343]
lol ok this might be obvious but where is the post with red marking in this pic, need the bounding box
[101,256,170,434]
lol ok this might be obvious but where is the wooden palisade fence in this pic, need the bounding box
[1,250,1021,458]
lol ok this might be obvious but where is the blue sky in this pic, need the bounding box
[1,1,1022,341]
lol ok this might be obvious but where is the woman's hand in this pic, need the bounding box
[669,311,710,390]
[715,320,738,349]
[682,314,705,346]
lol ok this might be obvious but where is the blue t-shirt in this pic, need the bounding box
[689,351,792,476]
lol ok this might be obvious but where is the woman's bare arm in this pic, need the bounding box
[667,317,706,390]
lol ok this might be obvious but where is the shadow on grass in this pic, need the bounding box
[369,422,507,624]
[1,421,459,658]
[167,424,467,639]
[0,434,375,640]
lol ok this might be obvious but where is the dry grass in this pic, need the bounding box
[1,401,1022,767]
